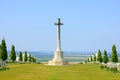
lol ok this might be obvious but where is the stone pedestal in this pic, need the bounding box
[48,51,68,65]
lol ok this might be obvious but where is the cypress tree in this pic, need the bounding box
[0,44,2,58]
[0,39,8,61]
[24,51,28,62]
[103,50,109,63]
[87,58,89,62]
[0,44,2,67]
[31,56,36,63]
[111,44,118,63]
[94,54,96,62]
[91,56,93,62]
[28,54,31,62]
[10,45,16,62]
[0,39,8,67]
[19,52,23,62]
[97,49,102,63]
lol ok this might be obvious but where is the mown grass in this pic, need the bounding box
[0,63,120,80]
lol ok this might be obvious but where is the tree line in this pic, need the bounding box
[86,44,118,64]
[10,45,36,63]
[0,38,36,69]
[18,51,36,63]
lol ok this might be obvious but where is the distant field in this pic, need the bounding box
[0,63,120,80]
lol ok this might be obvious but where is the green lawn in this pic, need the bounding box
[0,63,120,80]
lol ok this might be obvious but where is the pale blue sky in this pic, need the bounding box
[0,0,120,52]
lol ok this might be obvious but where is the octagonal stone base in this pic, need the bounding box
[48,60,68,65]
[48,51,68,65]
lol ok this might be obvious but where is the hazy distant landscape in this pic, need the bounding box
[10,51,119,62]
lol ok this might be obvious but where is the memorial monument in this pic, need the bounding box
[48,18,68,65]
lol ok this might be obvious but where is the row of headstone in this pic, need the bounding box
[86,53,98,63]
[101,62,120,72]
[16,53,30,62]
[0,60,6,68]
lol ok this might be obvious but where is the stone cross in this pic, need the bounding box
[48,18,68,65]
[54,18,63,51]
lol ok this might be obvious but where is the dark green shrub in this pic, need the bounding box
[0,67,9,71]
[106,67,110,71]
[100,65,104,69]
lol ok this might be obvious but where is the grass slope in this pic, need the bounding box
[0,63,120,80]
